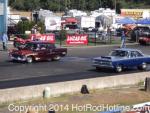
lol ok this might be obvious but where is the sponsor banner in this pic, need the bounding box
[121,9,150,19]
[30,34,55,43]
[66,34,88,45]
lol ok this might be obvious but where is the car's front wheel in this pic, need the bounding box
[115,65,123,73]
[26,56,33,63]
[52,55,61,61]
[139,41,147,45]
[138,62,147,70]
[62,52,67,56]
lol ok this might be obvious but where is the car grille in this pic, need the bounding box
[11,54,23,58]
[94,60,112,66]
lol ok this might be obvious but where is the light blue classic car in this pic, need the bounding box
[92,48,150,72]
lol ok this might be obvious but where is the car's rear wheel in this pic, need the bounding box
[26,56,33,63]
[115,65,123,73]
[52,55,61,61]
[138,62,147,70]
[96,67,101,70]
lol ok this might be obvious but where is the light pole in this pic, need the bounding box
[115,0,116,14]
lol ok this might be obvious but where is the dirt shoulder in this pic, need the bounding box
[0,85,150,113]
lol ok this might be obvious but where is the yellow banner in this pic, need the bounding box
[121,9,150,19]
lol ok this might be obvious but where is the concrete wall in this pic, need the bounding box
[0,72,150,104]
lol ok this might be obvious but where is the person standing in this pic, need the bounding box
[1,32,8,50]
[120,30,126,48]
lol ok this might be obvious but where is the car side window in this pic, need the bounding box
[47,44,55,49]
[131,52,136,58]
[136,51,143,57]
[40,44,46,50]
[131,51,143,58]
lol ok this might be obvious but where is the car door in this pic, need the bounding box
[46,44,56,59]
[130,51,143,66]
[128,51,137,67]
[36,44,47,60]
[132,51,144,66]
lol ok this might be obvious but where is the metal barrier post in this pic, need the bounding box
[95,31,96,46]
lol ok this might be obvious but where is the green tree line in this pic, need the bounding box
[9,0,150,12]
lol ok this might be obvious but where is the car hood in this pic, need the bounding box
[94,56,126,62]
[11,49,33,55]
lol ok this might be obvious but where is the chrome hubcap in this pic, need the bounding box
[27,57,32,63]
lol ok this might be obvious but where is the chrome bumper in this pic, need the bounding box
[92,63,114,69]
[10,55,27,62]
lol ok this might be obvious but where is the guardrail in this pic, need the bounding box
[0,72,149,104]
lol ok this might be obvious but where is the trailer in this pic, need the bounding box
[76,16,95,29]
[44,16,61,31]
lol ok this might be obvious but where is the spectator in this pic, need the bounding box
[0,32,8,50]
[120,31,126,48]
[101,28,107,41]
[31,24,38,34]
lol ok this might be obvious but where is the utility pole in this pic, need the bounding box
[59,0,60,12]
[115,0,117,14]
[99,0,102,8]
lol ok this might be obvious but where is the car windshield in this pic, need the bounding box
[110,50,128,57]
[24,43,38,50]
[65,24,78,29]
[24,43,55,50]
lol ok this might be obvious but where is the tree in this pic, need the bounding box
[8,0,14,6]
[16,20,44,34]
[24,0,40,11]
[107,0,114,9]
[8,0,150,11]
[11,0,24,10]
[88,0,99,10]
[145,0,150,4]
[40,0,51,10]
[116,2,122,14]
[79,0,86,10]
[65,0,71,9]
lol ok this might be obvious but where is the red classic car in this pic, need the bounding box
[9,41,67,63]
[139,34,150,45]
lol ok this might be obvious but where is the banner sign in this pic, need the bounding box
[66,34,88,45]
[121,9,150,19]
[30,34,55,43]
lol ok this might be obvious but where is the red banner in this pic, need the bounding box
[29,34,55,43]
[66,34,88,45]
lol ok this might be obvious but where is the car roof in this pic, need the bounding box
[114,48,141,52]
[27,41,53,44]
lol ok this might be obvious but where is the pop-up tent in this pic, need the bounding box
[96,15,112,28]
[136,18,150,24]
[116,17,136,24]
